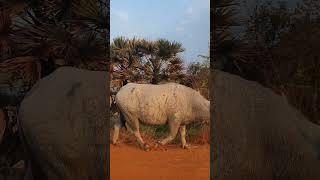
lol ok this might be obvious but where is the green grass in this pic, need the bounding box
[110,113,210,144]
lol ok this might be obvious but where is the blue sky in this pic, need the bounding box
[110,0,210,64]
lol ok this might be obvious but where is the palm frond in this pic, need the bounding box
[0,9,13,56]
[71,0,108,29]
[0,56,41,85]
[74,31,106,63]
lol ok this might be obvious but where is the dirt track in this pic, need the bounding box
[111,144,210,180]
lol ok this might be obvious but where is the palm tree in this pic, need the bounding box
[0,0,110,172]
[111,37,185,84]
[214,0,254,75]
[0,9,13,59]
[0,0,109,85]
[111,36,144,81]
[140,38,185,84]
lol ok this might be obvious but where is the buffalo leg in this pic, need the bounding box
[179,125,190,149]
[133,130,149,151]
[158,118,180,146]
[112,111,125,145]
[126,117,149,151]
[112,122,121,145]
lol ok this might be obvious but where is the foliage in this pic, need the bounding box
[185,55,210,98]
[293,0,320,23]
[0,0,109,86]
[111,37,185,84]
[0,0,110,176]
[222,0,320,124]
[214,0,255,75]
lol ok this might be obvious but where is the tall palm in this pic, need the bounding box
[0,2,41,85]
[0,0,109,171]
[142,39,185,84]
[1,0,109,82]
[0,56,41,86]
[111,37,185,84]
[111,36,143,80]
[0,9,14,59]
[214,0,254,74]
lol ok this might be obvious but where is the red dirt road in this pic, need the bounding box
[110,144,210,180]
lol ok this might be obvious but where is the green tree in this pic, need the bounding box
[244,1,292,89]
[140,39,185,84]
[0,0,109,86]
[187,55,209,90]
[110,36,144,81]
[243,0,320,123]
[270,3,320,123]
[111,37,185,84]
[214,0,254,75]
[293,0,320,23]
[0,0,110,170]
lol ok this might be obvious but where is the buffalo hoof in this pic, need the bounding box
[112,141,120,146]
[142,143,150,151]
[182,144,191,149]
[155,141,163,148]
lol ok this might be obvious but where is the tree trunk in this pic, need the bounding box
[151,72,160,84]
[151,65,160,84]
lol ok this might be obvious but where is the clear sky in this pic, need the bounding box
[110,0,210,64]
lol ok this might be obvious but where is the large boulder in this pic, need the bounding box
[18,67,109,180]
[212,70,320,180]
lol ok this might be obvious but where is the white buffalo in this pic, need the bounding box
[18,67,108,180]
[113,82,210,150]
[212,70,320,179]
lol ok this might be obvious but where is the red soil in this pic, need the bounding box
[110,143,210,180]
